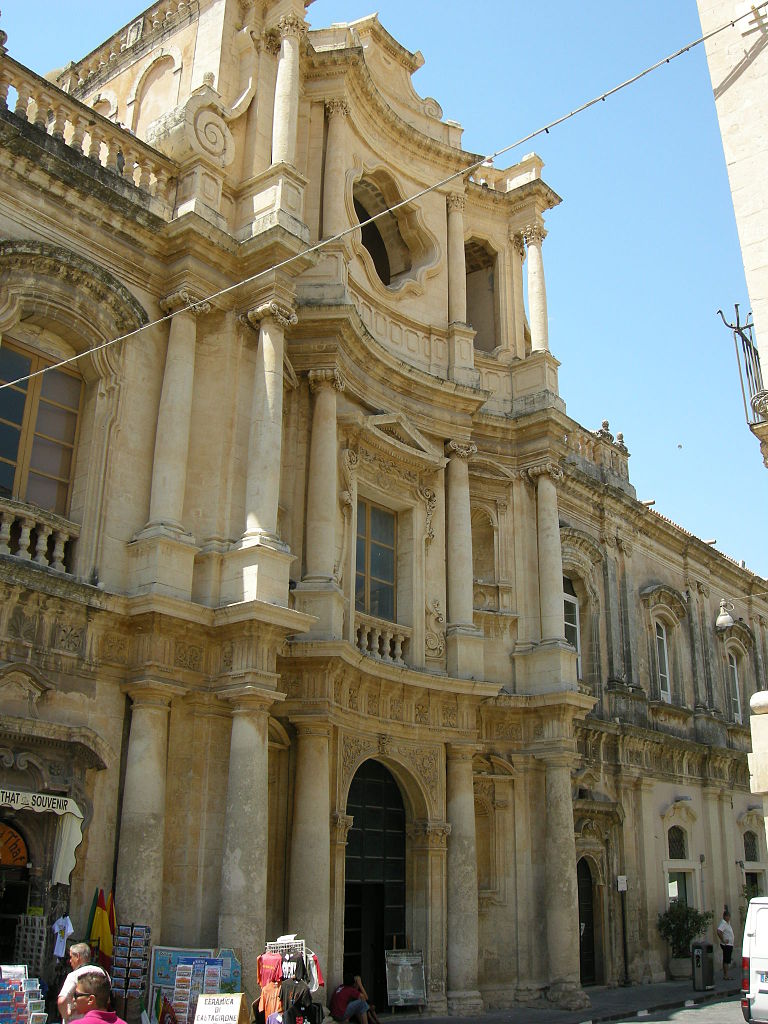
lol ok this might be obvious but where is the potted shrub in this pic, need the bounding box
[657,902,714,978]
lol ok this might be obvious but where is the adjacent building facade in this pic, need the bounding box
[697,0,768,465]
[1,0,768,1011]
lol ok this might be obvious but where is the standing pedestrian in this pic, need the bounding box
[717,907,735,980]
[67,971,124,1024]
[58,944,107,1023]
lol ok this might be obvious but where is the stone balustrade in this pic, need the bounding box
[354,612,411,666]
[563,421,630,482]
[0,496,80,574]
[0,53,176,218]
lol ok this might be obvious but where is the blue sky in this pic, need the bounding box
[3,2,767,580]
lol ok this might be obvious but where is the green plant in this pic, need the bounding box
[657,902,713,958]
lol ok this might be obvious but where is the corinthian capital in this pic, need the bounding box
[278,12,306,40]
[262,29,281,56]
[446,193,466,214]
[527,461,563,483]
[524,223,547,245]
[445,438,477,460]
[247,300,297,331]
[309,368,345,393]
[511,231,526,261]
[325,98,350,119]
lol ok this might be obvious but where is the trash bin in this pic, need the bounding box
[692,941,714,990]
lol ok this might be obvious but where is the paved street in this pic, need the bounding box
[611,994,742,1022]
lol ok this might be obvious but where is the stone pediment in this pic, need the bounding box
[341,412,445,472]
[0,664,52,718]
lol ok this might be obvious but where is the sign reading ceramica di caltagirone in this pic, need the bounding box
[193,994,248,1024]
[0,789,83,816]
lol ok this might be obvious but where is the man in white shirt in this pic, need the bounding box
[717,909,735,980]
[58,944,107,1023]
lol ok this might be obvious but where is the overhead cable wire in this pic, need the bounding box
[2,0,765,392]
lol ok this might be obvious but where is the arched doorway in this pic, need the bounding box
[0,820,31,963]
[577,857,596,985]
[344,760,406,1008]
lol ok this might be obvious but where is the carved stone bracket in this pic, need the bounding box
[425,599,445,660]
[419,487,436,546]
[334,448,358,585]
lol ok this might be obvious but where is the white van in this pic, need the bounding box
[742,897,768,1022]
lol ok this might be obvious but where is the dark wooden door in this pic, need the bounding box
[577,858,596,985]
[344,760,406,1008]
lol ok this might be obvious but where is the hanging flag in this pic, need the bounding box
[106,891,117,942]
[85,888,99,942]
[89,888,113,970]
[158,996,178,1024]
[139,997,151,1024]
[151,987,163,1024]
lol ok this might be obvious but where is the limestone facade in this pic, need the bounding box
[0,2,767,1012]
[696,0,768,464]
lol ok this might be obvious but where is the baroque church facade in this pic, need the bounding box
[1,0,768,1012]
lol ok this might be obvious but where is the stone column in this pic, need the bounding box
[271,13,304,166]
[116,682,183,941]
[445,744,483,1014]
[525,224,549,353]
[446,194,467,324]
[304,369,343,579]
[243,301,297,541]
[218,686,279,1000]
[540,752,587,1008]
[511,231,527,359]
[530,463,565,642]
[287,722,331,972]
[323,99,349,239]
[407,820,450,1014]
[445,439,476,627]
[148,292,210,529]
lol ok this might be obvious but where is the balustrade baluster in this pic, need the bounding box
[0,72,10,109]
[50,103,68,139]
[382,629,393,662]
[51,532,67,573]
[393,633,404,665]
[17,519,33,560]
[33,526,52,565]
[0,512,10,555]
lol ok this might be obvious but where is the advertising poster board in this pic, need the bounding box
[384,951,426,1007]
[150,947,214,1013]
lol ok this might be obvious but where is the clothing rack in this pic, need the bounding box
[265,939,306,962]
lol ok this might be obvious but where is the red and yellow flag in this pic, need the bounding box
[89,888,113,970]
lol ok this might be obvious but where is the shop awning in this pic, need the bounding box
[0,788,84,885]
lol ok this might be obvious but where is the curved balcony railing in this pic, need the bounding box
[354,612,411,666]
[0,496,80,574]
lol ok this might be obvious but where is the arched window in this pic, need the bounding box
[0,338,83,516]
[353,180,411,288]
[655,620,672,702]
[727,650,742,723]
[668,825,687,860]
[564,576,582,677]
[745,830,759,863]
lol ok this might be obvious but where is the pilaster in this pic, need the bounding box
[444,439,483,680]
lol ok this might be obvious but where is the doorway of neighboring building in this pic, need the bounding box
[577,858,596,985]
[0,821,31,964]
[344,760,406,1009]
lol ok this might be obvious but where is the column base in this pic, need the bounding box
[510,350,566,417]
[128,523,199,600]
[546,982,590,1011]
[220,534,295,606]
[234,162,309,242]
[446,990,484,1014]
[445,624,484,680]
[292,579,345,639]
[511,638,578,694]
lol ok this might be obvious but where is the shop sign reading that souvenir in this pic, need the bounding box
[0,789,83,817]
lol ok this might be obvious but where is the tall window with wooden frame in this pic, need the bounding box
[727,649,742,724]
[563,576,582,677]
[355,498,396,623]
[655,620,672,703]
[0,340,83,516]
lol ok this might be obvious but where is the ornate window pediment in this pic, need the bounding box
[662,798,697,830]
[0,664,52,718]
[340,411,445,482]
[640,583,688,622]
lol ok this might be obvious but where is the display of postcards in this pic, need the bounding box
[28,1000,45,1011]
[131,926,150,939]
[128,960,147,972]
[114,945,130,957]
[117,926,132,937]
[111,968,126,980]
[127,968,143,981]
[29,1013,47,1024]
